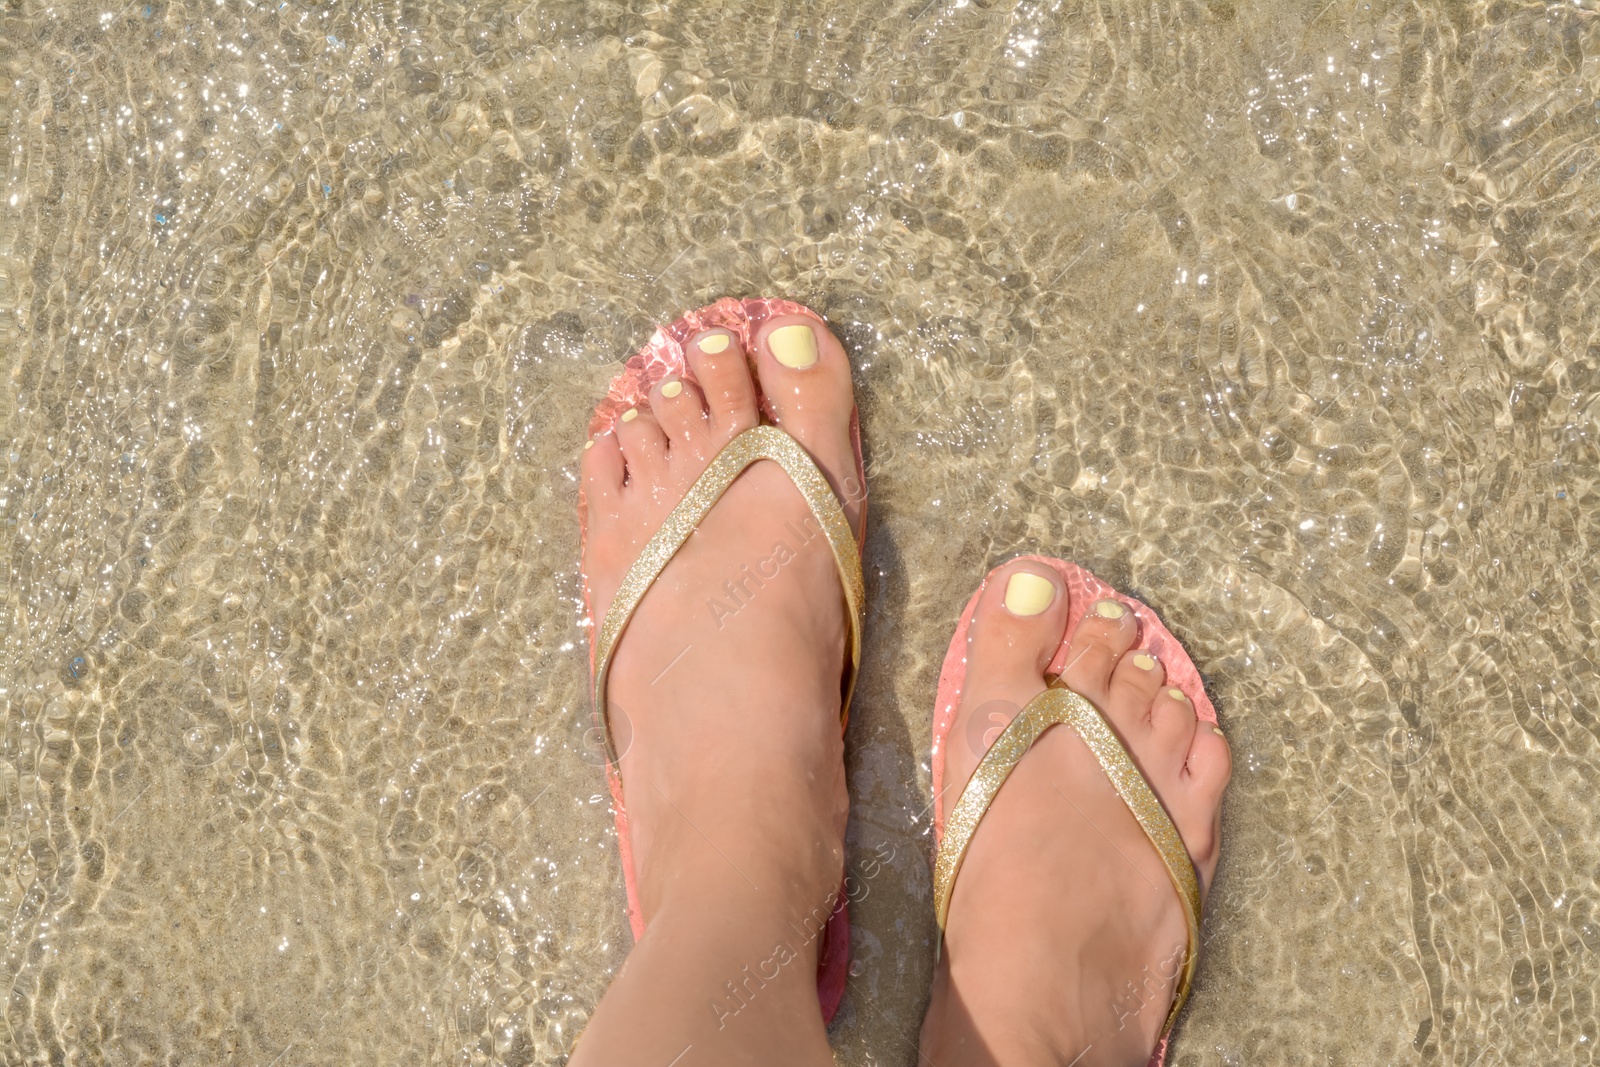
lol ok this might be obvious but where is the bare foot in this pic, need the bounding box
[572,313,862,1067]
[921,560,1231,1066]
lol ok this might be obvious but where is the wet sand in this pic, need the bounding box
[3,1,1597,1063]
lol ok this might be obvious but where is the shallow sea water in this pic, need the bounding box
[4,0,1599,1063]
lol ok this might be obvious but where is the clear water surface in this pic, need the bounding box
[3,1,1598,1064]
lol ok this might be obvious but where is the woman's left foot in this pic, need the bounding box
[572,312,861,1066]
[921,560,1231,1066]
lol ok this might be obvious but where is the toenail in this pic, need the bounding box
[660,380,683,398]
[621,408,639,423]
[1003,572,1056,616]
[584,439,594,450]
[698,332,730,354]
[1133,652,1157,671]
[769,323,818,368]
[1168,687,1188,702]
[1212,726,1226,737]
[1093,599,1126,620]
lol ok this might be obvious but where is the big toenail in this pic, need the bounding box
[660,380,683,398]
[1212,726,1226,737]
[1003,572,1056,616]
[698,333,730,354]
[769,323,818,368]
[1133,652,1157,671]
[621,408,639,423]
[1094,599,1126,619]
[1168,687,1188,702]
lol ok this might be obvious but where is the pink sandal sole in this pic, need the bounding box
[579,297,864,1022]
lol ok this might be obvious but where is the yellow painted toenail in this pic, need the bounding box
[769,323,818,368]
[1003,573,1055,616]
[1169,687,1188,702]
[1133,653,1157,671]
[584,439,594,450]
[621,408,639,423]
[1212,726,1226,737]
[1094,599,1126,619]
[661,380,683,398]
[698,332,730,354]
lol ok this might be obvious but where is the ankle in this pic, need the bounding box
[633,778,844,920]
[927,758,1186,1065]
[644,876,836,987]
[924,951,1169,1067]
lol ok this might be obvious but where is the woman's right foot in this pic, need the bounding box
[920,560,1231,1067]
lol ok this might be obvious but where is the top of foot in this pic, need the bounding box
[579,311,863,930]
[922,559,1231,1066]
[569,311,865,1067]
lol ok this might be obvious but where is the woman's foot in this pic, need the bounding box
[921,560,1231,1067]
[572,313,861,1067]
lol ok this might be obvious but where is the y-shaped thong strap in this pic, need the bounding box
[591,424,865,761]
[933,679,1203,1036]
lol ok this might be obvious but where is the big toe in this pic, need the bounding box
[752,314,863,536]
[941,560,1070,815]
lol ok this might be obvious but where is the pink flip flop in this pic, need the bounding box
[579,297,867,1022]
[930,555,1217,1065]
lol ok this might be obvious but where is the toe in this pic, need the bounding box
[581,431,625,513]
[1056,598,1139,703]
[1178,725,1230,883]
[652,376,714,457]
[751,314,862,531]
[1106,648,1166,728]
[615,406,667,480]
[685,329,758,440]
[1147,685,1199,775]
[1185,723,1231,804]
[968,561,1069,688]
[948,561,1069,782]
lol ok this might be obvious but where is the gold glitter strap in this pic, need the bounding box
[591,425,865,762]
[933,681,1203,1036]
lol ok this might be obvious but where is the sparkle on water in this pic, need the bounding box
[3,1,1598,1064]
